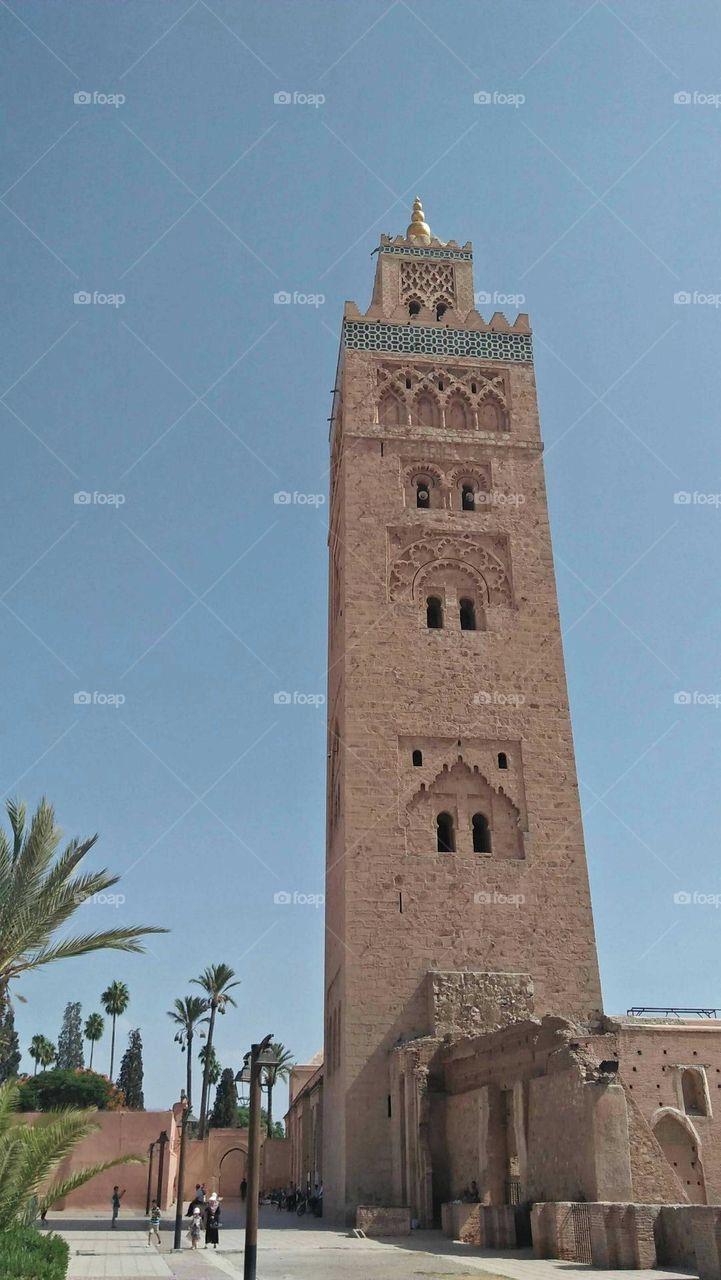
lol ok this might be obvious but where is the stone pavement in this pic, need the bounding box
[50,1203,697,1280]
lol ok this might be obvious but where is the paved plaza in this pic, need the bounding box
[48,1201,696,1280]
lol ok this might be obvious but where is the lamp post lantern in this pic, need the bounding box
[173,1099,195,1251]
[145,1140,156,1215]
[243,1033,274,1280]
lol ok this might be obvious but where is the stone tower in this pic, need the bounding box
[323,200,603,1223]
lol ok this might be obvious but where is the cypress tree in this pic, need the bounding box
[56,1001,84,1070]
[117,1028,144,1109]
[210,1067,237,1128]
[0,1000,21,1082]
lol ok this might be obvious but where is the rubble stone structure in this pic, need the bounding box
[322,199,603,1223]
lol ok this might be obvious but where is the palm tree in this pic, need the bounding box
[0,1079,142,1228]
[0,798,166,1007]
[263,1042,295,1136]
[83,1013,104,1070]
[191,964,240,1137]
[167,996,208,1109]
[28,1034,55,1076]
[101,982,128,1079]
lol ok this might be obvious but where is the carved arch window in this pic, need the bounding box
[478,394,508,432]
[445,393,471,431]
[378,390,405,427]
[413,391,441,429]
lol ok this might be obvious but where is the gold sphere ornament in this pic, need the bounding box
[406,197,431,243]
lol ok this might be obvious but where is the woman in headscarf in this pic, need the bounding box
[204,1192,221,1249]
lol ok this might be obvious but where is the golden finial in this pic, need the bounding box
[406,196,431,244]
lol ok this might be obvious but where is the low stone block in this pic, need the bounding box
[355,1205,411,1237]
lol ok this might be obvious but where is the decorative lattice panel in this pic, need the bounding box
[344,321,532,363]
[380,245,473,261]
[400,260,455,307]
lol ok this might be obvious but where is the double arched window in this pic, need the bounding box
[435,811,492,854]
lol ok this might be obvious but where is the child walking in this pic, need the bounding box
[188,1206,202,1249]
[148,1200,161,1246]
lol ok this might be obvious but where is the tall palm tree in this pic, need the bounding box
[101,982,128,1079]
[191,964,240,1137]
[0,798,166,1007]
[167,996,208,1109]
[263,1042,295,1136]
[0,1080,142,1228]
[28,1035,55,1076]
[83,1013,104,1070]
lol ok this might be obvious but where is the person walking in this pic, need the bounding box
[147,1200,161,1246]
[111,1186,125,1228]
[204,1192,221,1249]
[240,1177,247,1203]
[188,1206,203,1249]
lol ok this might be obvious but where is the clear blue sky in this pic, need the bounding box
[2,1,720,1110]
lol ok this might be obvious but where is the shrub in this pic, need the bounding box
[17,1068,124,1112]
[1,1226,69,1278]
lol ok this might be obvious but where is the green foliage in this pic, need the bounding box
[1,1226,69,1279]
[0,1080,142,1229]
[168,995,208,1109]
[0,999,21,1083]
[0,797,166,993]
[116,1029,144,1110]
[101,981,129,1079]
[236,1104,284,1138]
[83,1014,104,1070]
[198,1044,220,1086]
[56,1002,84,1070]
[28,1035,56,1075]
[191,964,240,1136]
[263,1041,294,1135]
[18,1068,120,1112]
[210,1068,237,1128]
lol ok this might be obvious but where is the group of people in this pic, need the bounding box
[186,1184,222,1249]
[461,1180,481,1203]
[271,1181,323,1216]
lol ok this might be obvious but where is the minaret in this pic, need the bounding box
[322,200,602,1223]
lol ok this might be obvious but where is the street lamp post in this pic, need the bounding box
[242,1033,274,1280]
[173,1098,195,1251]
[145,1141,156,1215]
[156,1130,169,1209]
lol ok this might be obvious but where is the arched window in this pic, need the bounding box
[472,813,492,854]
[461,484,475,511]
[378,392,403,427]
[412,749,423,767]
[416,479,431,509]
[497,752,508,770]
[415,393,439,429]
[460,598,476,631]
[682,1069,708,1116]
[437,812,455,853]
[446,396,469,431]
[426,596,443,629]
[408,300,421,317]
[436,302,447,321]
[478,398,506,431]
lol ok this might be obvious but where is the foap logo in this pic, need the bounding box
[673,690,721,708]
[273,691,325,708]
[674,90,721,108]
[273,490,325,507]
[74,691,126,707]
[473,90,525,108]
[474,890,525,907]
[674,890,721,908]
[74,90,125,108]
[273,290,325,307]
[475,290,526,309]
[273,889,325,908]
[673,290,721,307]
[674,491,721,507]
[75,890,126,907]
[474,690,525,707]
[74,291,125,307]
[273,90,325,108]
[475,490,526,508]
[74,491,125,506]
